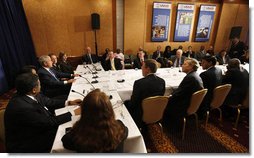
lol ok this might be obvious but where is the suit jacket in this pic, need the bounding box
[216,54,230,65]
[199,66,222,113]
[37,67,72,98]
[58,61,74,74]
[222,68,249,105]
[163,71,203,120]
[52,63,61,72]
[170,56,185,67]
[229,41,245,59]
[133,58,143,69]
[4,94,71,152]
[104,58,123,71]
[82,53,98,64]
[61,120,128,153]
[129,74,165,128]
[152,51,163,60]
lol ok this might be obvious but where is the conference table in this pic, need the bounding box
[51,62,249,153]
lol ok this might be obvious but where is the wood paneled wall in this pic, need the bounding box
[22,0,113,57]
[22,0,248,57]
[214,3,249,52]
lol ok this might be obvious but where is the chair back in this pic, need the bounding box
[142,96,169,124]
[0,109,5,143]
[210,84,231,109]
[187,89,208,115]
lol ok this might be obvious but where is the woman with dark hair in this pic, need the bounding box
[163,45,172,59]
[58,51,74,74]
[61,89,128,153]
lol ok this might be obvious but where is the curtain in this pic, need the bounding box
[0,0,38,89]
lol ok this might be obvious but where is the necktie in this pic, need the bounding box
[48,69,59,81]
[88,54,93,64]
[111,59,116,70]
[176,58,179,67]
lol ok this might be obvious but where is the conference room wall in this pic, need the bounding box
[22,0,113,57]
[124,0,248,55]
[22,0,248,58]
[214,3,249,53]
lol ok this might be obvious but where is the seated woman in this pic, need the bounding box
[58,51,74,74]
[61,89,128,153]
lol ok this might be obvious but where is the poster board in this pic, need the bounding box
[195,5,216,42]
[174,4,194,42]
[151,2,171,42]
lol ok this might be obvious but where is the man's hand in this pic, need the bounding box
[74,107,81,115]
[68,99,82,105]
[67,79,76,84]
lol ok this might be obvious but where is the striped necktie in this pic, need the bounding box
[48,69,59,81]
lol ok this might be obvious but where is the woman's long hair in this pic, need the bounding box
[71,89,126,152]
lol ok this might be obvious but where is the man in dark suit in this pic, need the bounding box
[104,51,123,71]
[37,55,77,98]
[170,49,185,67]
[228,37,246,59]
[133,51,145,69]
[197,55,222,118]
[125,59,165,128]
[163,58,203,123]
[222,58,249,106]
[4,73,81,152]
[82,46,98,64]
[152,45,163,60]
[49,53,61,72]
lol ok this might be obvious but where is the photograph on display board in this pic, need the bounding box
[174,4,194,42]
[151,2,171,42]
[195,5,216,42]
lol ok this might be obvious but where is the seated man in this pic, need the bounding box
[170,49,185,67]
[82,46,98,64]
[49,53,61,72]
[4,73,81,152]
[104,51,123,71]
[197,55,223,118]
[125,59,165,128]
[133,51,145,69]
[222,58,249,106]
[37,55,77,98]
[163,58,203,123]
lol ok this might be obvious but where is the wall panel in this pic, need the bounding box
[22,0,113,57]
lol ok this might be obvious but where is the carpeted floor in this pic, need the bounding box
[142,110,249,153]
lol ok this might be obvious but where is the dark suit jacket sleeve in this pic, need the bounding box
[38,69,65,86]
[115,58,123,70]
[39,94,66,112]
[53,69,72,78]
[55,112,72,125]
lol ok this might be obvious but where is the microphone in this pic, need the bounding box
[79,75,96,89]
[92,63,102,71]
[86,65,97,74]
[86,66,98,79]
[71,89,85,97]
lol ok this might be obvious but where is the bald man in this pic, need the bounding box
[82,46,98,64]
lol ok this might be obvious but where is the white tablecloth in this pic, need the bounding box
[51,63,249,153]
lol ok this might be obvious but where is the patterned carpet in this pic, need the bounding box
[0,89,249,153]
[142,111,249,153]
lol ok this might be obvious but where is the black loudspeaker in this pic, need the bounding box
[91,13,100,30]
[229,26,242,39]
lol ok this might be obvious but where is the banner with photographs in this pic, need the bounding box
[174,4,194,42]
[151,2,171,42]
[195,5,216,42]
